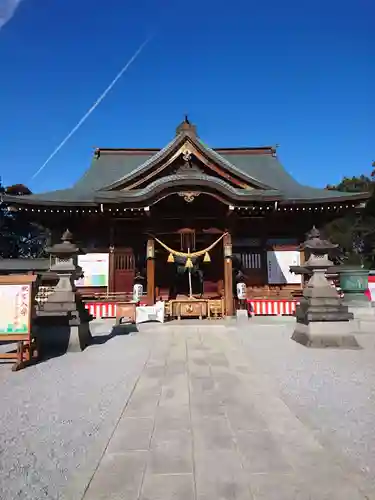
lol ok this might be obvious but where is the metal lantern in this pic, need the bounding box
[224,243,232,259]
[146,240,155,259]
[236,282,247,300]
[133,283,143,302]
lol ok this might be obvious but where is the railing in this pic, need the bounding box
[35,285,148,304]
[79,291,144,302]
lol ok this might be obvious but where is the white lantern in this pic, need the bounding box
[133,283,143,302]
[236,282,247,300]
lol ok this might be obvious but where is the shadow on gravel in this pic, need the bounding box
[0,323,139,368]
[91,323,139,345]
[36,323,139,363]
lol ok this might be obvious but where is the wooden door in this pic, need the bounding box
[114,249,135,294]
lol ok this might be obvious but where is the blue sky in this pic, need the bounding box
[0,0,373,193]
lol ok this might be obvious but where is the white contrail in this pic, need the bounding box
[0,0,23,29]
[31,34,154,180]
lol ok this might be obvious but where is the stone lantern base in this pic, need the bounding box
[35,313,92,354]
[292,321,360,348]
[292,267,360,348]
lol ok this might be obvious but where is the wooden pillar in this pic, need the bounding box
[223,232,234,316]
[300,240,307,288]
[108,223,115,294]
[146,239,155,305]
[261,235,269,294]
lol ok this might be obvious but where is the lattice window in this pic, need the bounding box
[178,229,196,251]
[115,253,135,271]
[234,252,262,269]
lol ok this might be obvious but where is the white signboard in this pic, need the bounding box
[0,284,31,334]
[75,253,109,287]
[267,250,301,284]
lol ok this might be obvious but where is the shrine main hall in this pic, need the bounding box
[4,118,368,317]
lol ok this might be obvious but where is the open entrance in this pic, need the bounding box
[154,229,224,300]
[148,192,228,302]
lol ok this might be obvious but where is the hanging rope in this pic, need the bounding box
[154,232,227,268]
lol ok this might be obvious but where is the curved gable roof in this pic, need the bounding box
[2,124,370,206]
[102,133,271,191]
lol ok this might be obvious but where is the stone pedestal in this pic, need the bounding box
[292,321,359,348]
[236,309,248,322]
[68,322,92,352]
[292,271,359,347]
[35,314,92,354]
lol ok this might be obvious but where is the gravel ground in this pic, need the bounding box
[236,320,375,481]
[0,321,152,500]
[1,318,375,499]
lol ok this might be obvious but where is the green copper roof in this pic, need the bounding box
[220,152,352,200]
[74,152,154,191]
[69,145,366,202]
[3,129,370,206]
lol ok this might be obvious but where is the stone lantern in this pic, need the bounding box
[290,227,340,286]
[35,230,92,353]
[45,229,80,300]
[291,227,358,348]
[303,226,338,266]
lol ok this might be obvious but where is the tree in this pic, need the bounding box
[5,184,32,196]
[326,175,372,193]
[0,183,49,259]
[322,166,375,267]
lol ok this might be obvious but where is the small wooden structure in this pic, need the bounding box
[170,298,208,320]
[116,302,137,324]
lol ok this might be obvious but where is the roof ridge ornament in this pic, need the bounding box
[176,115,197,137]
[62,229,73,242]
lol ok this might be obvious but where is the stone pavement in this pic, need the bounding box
[81,322,373,500]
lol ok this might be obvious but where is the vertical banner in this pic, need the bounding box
[267,251,301,284]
